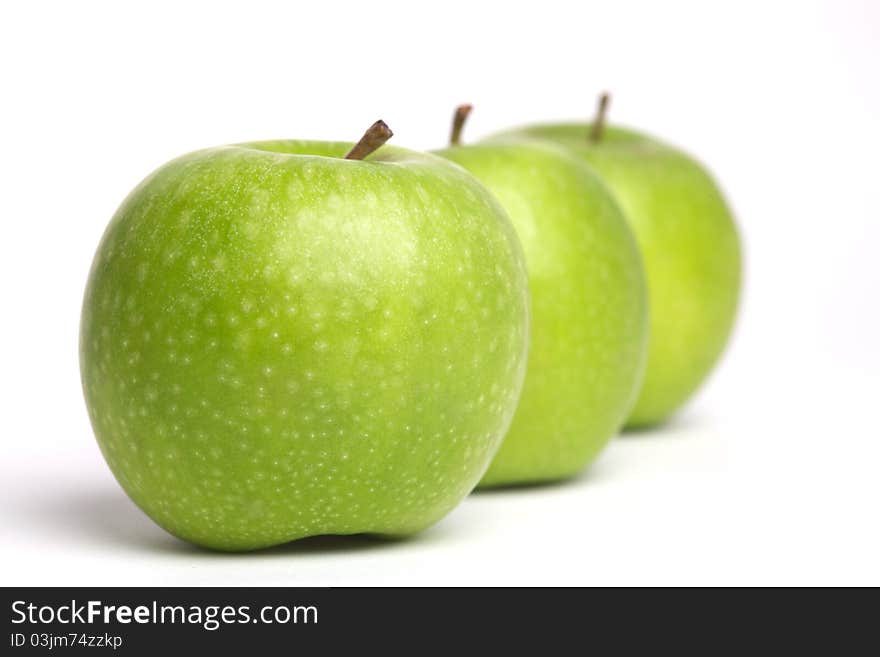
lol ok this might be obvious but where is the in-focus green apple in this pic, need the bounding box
[80,122,530,550]
[436,107,648,486]
[491,97,742,427]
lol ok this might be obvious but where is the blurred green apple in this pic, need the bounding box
[491,98,742,427]
[436,107,648,486]
[80,122,530,550]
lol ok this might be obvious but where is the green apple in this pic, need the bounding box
[435,108,648,486]
[490,100,742,427]
[80,122,530,550]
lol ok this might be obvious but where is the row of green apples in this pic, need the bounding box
[80,97,741,550]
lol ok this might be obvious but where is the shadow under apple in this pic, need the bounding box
[474,410,712,494]
[472,455,612,496]
[620,410,709,438]
[23,484,427,557]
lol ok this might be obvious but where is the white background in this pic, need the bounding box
[2,0,878,586]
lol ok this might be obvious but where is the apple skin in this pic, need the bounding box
[487,125,742,428]
[80,140,530,550]
[435,140,648,486]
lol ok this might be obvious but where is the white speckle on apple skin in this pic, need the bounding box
[80,141,530,551]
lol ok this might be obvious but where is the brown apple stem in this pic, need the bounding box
[450,104,473,146]
[344,120,393,160]
[589,92,611,142]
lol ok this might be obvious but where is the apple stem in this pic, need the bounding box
[589,92,611,142]
[344,120,393,160]
[450,104,473,146]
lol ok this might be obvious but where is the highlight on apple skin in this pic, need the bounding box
[79,122,531,551]
[436,106,649,486]
[489,96,742,428]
